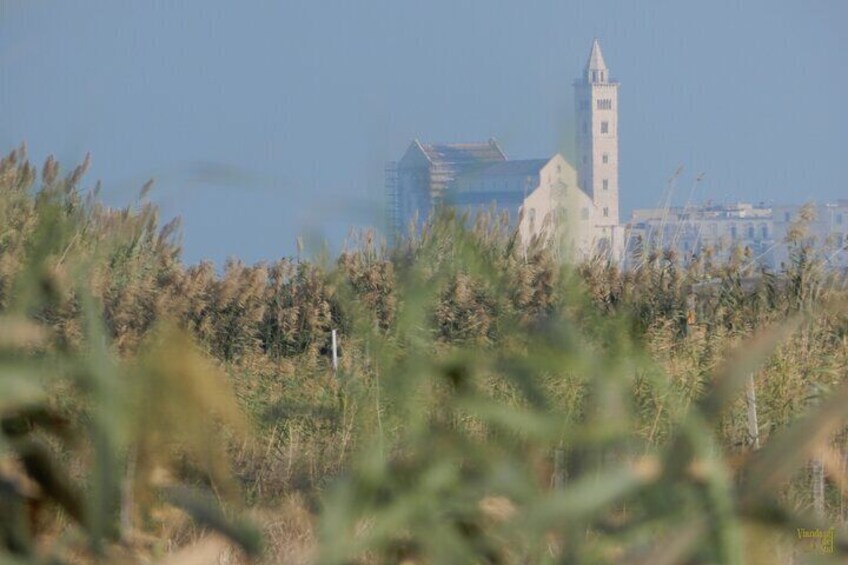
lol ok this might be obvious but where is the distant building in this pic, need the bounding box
[574,39,623,247]
[627,201,848,269]
[385,39,846,269]
[771,202,848,268]
[386,40,625,261]
[388,139,507,232]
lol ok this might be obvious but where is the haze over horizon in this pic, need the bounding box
[1,0,845,264]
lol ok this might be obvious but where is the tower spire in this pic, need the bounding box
[574,37,620,229]
[584,39,608,83]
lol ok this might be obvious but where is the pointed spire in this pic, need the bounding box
[584,39,608,83]
[585,39,607,71]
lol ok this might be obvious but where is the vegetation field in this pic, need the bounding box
[1,147,847,563]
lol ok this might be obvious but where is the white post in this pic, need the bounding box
[552,447,565,489]
[745,373,760,450]
[331,329,338,373]
[812,458,825,519]
[121,447,136,538]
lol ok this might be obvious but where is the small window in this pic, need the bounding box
[603,207,609,218]
[602,154,609,164]
[747,225,755,239]
[761,225,768,239]
[838,214,844,225]
[602,179,609,191]
[784,212,791,222]
[730,225,738,239]
[581,208,589,220]
[601,121,609,134]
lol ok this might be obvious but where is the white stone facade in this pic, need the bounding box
[575,39,620,230]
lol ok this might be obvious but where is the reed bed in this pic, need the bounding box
[1,148,847,563]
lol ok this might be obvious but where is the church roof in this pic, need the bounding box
[458,158,550,179]
[418,139,507,165]
[585,39,608,72]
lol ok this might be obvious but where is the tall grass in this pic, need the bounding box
[0,147,260,562]
[1,148,847,563]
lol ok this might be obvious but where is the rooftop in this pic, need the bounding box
[457,158,550,179]
[418,139,507,165]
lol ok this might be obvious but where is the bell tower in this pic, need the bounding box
[574,39,619,228]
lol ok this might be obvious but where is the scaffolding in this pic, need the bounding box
[386,141,509,241]
[384,161,399,239]
[429,161,459,205]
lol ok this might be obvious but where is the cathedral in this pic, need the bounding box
[386,39,625,260]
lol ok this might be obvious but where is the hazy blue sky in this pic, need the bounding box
[1,1,846,264]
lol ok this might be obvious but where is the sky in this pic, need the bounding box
[1,0,846,265]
